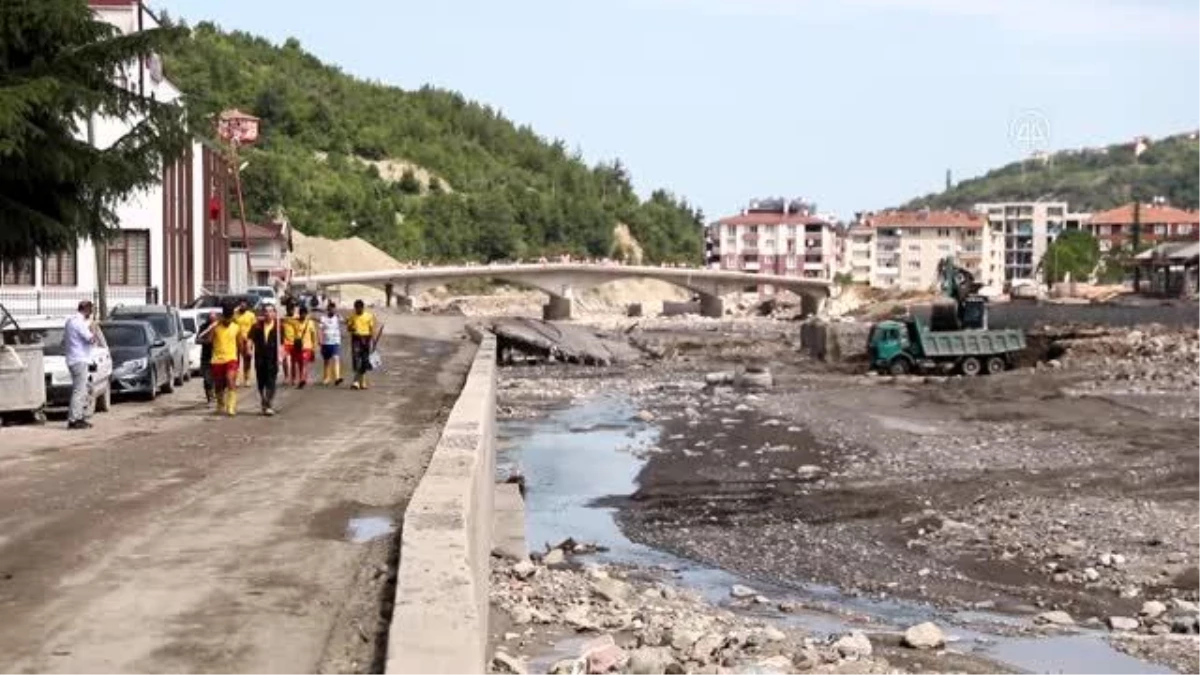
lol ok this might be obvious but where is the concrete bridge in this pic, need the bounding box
[293,263,832,319]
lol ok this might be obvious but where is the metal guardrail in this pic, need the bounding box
[0,287,160,317]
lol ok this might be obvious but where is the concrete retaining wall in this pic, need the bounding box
[386,335,497,674]
[800,319,872,362]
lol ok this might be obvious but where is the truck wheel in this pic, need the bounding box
[888,358,910,376]
[961,357,982,377]
[985,356,1006,375]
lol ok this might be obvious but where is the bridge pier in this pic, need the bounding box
[542,295,572,321]
[698,294,724,318]
[396,295,415,313]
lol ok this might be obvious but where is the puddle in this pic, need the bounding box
[346,515,395,543]
[498,394,1176,675]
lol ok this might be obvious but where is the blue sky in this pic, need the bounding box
[160,0,1199,221]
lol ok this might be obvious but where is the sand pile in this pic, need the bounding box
[292,230,404,304]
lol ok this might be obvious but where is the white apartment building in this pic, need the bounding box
[973,201,1091,282]
[856,210,1004,291]
[0,0,233,317]
[713,199,838,284]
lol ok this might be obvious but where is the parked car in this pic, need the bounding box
[109,305,191,386]
[100,320,176,399]
[246,285,279,307]
[0,315,113,414]
[177,308,214,374]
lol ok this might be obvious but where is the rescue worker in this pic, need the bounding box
[347,299,382,390]
[247,304,282,415]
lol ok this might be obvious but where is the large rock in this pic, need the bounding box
[1035,610,1075,626]
[591,577,632,604]
[582,635,628,674]
[627,647,677,675]
[543,548,566,566]
[902,622,946,649]
[1140,600,1168,619]
[491,651,528,675]
[1107,616,1140,631]
[689,633,724,663]
[832,631,873,659]
[730,584,758,599]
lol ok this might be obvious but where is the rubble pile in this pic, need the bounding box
[1049,326,1200,389]
[489,557,903,674]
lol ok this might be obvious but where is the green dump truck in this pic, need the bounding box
[868,316,1026,376]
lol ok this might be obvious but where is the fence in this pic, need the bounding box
[0,287,160,319]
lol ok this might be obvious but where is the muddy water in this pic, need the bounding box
[497,394,1174,675]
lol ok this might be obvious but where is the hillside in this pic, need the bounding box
[163,22,703,263]
[905,132,1199,212]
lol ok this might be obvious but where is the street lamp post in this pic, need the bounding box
[217,109,261,286]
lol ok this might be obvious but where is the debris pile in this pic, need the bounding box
[1047,325,1199,389]
[489,558,905,674]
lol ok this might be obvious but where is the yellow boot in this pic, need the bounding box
[226,389,238,416]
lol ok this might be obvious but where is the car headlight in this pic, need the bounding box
[116,358,148,374]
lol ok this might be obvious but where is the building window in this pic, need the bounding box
[1,257,35,286]
[107,230,150,286]
[748,225,758,235]
[907,261,921,270]
[938,243,951,252]
[936,228,951,237]
[42,249,77,286]
[1180,224,1194,235]
[1155,224,1167,235]
[908,244,920,252]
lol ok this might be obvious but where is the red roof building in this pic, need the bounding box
[1085,203,1199,248]
[712,201,837,283]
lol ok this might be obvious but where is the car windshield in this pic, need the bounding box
[249,288,275,298]
[181,316,197,333]
[117,313,174,337]
[2,327,67,355]
[103,325,148,347]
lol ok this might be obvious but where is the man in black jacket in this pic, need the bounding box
[246,304,282,416]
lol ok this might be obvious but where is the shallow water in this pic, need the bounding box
[497,393,1175,675]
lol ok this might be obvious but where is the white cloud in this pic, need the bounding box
[652,0,1198,42]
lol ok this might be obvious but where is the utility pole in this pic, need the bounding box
[1131,199,1142,292]
[88,112,109,319]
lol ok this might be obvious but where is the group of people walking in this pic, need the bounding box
[196,298,382,417]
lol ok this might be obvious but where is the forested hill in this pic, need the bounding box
[163,22,703,263]
[904,132,1199,212]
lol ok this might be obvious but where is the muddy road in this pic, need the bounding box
[0,317,473,673]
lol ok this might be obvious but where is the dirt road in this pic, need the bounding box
[0,316,473,673]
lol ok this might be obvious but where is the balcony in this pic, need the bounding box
[742,262,761,272]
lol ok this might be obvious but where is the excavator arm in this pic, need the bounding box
[931,256,988,331]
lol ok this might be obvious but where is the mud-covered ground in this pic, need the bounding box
[498,318,1199,673]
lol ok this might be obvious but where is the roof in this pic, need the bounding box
[226,220,283,240]
[1134,241,1200,263]
[864,210,983,228]
[1090,203,1200,225]
[716,212,832,227]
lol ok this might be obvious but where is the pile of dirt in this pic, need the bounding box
[609,223,644,265]
[291,231,404,305]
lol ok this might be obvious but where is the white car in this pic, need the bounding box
[1,315,113,414]
[178,308,214,374]
[246,285,278,307]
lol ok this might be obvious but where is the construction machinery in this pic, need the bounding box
[868,256,1026,376]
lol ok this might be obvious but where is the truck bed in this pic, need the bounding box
[919,328,1026,357]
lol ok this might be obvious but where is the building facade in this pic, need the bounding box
[712,199,838,283]
[0,0,232,316]
[1083,203,1200,251]
[973,202,1091,283]
[854,210,1004,291]
[226,220,292,291]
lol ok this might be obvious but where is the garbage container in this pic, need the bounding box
[0,344,47,415]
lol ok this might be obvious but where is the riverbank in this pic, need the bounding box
[492,317,1199,674]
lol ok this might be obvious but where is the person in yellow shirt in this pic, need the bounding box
[280,303,298,385]
[347,299,382,389]
[233,300,257,387]
[199,305,245,416]
[291,305,317,389]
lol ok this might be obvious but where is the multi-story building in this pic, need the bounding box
[0,0,233,317]
[713,199,838,283]
[973,201,1091,283]
[856,209,1004,290]
[1082,202,1199,251]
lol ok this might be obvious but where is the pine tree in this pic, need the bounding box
[0,0,190,259]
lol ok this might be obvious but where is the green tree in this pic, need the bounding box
[397,168,422,195]
[0,0,190,259]
[1042,230,1100,283]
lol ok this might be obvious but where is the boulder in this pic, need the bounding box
[582,635,628,674]
[627,647,677,675]
[1035,610,1075,626]
[1106,616,1139,632]
[902,622,946,649]
[832,631,873,659]
[543,548,566,566]
[591,577,632,605]
[730,584,758,599]
[491,651,527,675]
[1140,600,1168,619]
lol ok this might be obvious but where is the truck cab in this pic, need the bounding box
[869,319,915,375]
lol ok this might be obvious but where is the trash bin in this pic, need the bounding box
[0,344,47,414]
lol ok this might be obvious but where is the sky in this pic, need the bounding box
[159,0,1200,221]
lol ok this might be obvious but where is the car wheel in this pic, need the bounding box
[174,359,185,386]
[147,368,158,401]
[96,384,112,412]
[163,364,176,394]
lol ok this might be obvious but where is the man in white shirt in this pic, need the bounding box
[63,300,98,430]
[318,302,343,386]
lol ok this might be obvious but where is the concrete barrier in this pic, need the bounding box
[386,335,497,674]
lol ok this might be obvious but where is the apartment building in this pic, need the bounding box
[1083,202,1199,251]
[713,199,838,283]
[857,210,1003,290]
[973,201,1091,282]
[0,0,233,316]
